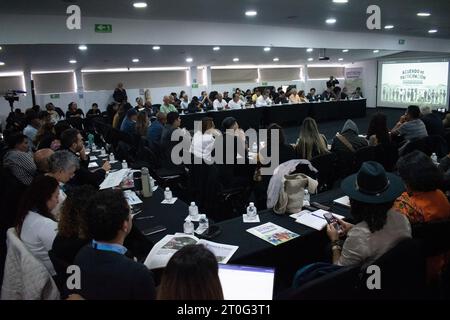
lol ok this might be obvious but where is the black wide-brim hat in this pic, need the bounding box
[341,161,405,204]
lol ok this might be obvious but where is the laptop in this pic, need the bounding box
[218,264,275,300]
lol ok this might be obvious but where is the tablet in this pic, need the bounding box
[218,264,275,300]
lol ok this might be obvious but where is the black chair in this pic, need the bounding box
[311,153,338,192]
[374,143,399,172]
[353,146,376,172]
[401,135,448,158]
[412,219,450,257]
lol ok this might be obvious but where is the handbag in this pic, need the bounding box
[274,173,318,214]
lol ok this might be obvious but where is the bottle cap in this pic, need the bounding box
[249,202,254,207]
[191,202,196,206]
[165,187,170,191]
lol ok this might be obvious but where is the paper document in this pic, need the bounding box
[99,169,129,190]
[144,233,238,269]
[90,156,98,161]
[296,209,345,231]
[123,190,143,205]
[161,197,177,204]
[88,162,99,168]
[243,214,261,223]
[289,210,311,220]
[247,222,299,246]
[333,196,350,208]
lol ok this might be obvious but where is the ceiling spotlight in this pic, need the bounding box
[213,46,220,51]
[307,48,314,52]
[264,47,271,52]
[0,46,2,51]
[417,12,431,17]
[273,58,279,62]
[342,49,349,53]
[307,58,314,62]
[152,46,161,50]
[233,58,240,62]
[326,18,337,24]
[245,10,257,17]
[338,58,344,61]
[333,0,348,3]
[373,50,380,53]
[186,58,193,63]
[132,58,140,63]
[133,2,148,8]
[0,62,5,66]
[384,25,394,30]
[78,45,88,51]
[428,29,438,34]
[69,60,77,64]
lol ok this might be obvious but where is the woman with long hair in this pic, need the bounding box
[157,245,223,300]
[34,122,55,150]
[135,111,150,137]
[367,112,391,146]
[295,117,329,160]
[16,175,60,275]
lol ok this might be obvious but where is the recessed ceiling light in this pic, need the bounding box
[245,10,257,17]
[264,47,271,52]
[308,58,314,62]
[338,58,344,61]
[186,58,193,63]
[78,45,88,51]
[0,62,5,66]
[333,0,348,3]
[132,58,140,63]
[428,29,438,34]
[133,2,148,8]
[417,12,431,17]
[373,50,380,53]
[213,46,220,51]
[384,25,394,30]
[233,58,240,62]
[0,46,2,51]
[273,57,279,62]
[152,46,160,50]
[307,48,314,52]
[326,18,337,24]
[342,49,349,53]
[69,60,77,64]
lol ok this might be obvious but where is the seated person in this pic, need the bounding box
[260,123,296,165]
[274,91,289,104]
[170,92,181,109]
[86,103,101,118]
[322,86,337,101]
[256,90,273,107]
[213,93,228,110]
[391,105,428,148]
[298,90,309,103]
[46,103,60,124]
[147,112,167,144]
[190,117,221,163]
[228,93,245,110]
[135,97,145,111]
[333,86,345,100]
[60,128,110,189]
[420,106,444,136]
[306,88,319,102]
[199,91,213,110]
[16,175,60,275]
[352,87,364,99]
[187,96,202,113]
[294,118,329,161]
[366,112,391,146]
[23,110,40,150]
[34,122,55,150]
[66,102,84,119]
[120,108,138,135]
[180,94,190,111]
[223,91,232,103]
[157,245,223,300]
[252,89,261,103]
[3,132,37,186]
[328,162,411,266]
[73,190,156,300]
[34,148,54,174]
[288,90,301,104]
[160,96,178,114]
[160,112,187,166]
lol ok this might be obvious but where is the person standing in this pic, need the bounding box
[113,82,128,104]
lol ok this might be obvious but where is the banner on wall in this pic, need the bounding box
[345,68,363,95]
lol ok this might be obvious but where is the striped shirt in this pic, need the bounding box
[3,150,37,185]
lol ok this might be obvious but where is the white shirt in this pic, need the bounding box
[190,131,216,162]
[51,186,67,219]
[256,96,272,107]
[180,100,190,110]
[20,210,58,275]
[228,99,245,110]
[213,99,228,111]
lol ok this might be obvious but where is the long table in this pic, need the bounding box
[180,99,366,130]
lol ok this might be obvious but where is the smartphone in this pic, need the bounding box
[323,212,344,236]
[142,225,167,236]
[311,202,331,211]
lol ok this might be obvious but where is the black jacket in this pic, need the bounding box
[113,88,128,103]
[65,149,106,189]
[421,113,445,136]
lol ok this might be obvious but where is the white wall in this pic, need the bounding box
[346,60,378,108]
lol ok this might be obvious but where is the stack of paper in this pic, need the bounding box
[99,169,129,190]
[333,196,350,208]
[295,209,345,231]
[247,222,299,246]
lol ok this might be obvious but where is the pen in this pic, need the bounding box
[311,213,326,220]
[135,216,155,220]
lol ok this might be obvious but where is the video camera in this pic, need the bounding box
[4,89,26,112]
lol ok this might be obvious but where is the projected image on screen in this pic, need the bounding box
[380,62,449,108]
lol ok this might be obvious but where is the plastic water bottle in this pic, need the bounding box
[149,176,155,191]
[183,218,194,235]
[101,147,106,156]
[122,160,128,169]
[304,189,310,206]
[141,167,152,198]
[246,202,257,220]
[431,153,438,165]
[164,187,173,201]
[109,153,115,162]
[92,143,97,151]
[251,142,258,153]
[88,133,94,147]
[198,214,209,232]
[189,202,199,220]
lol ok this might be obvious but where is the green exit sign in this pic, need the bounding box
[398,39,406,45]
[95,24,112,33]
[50,94,60,99]
[192,83,199,89]
[262,82,268,86]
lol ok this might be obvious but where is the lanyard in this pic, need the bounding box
[92,240,127,255]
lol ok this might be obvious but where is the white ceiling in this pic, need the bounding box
[0,0,449,39]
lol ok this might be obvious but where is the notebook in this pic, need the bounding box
[218,264,275,300]
[296,209,345,231]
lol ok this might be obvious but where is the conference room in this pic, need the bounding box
[0,0,450,306]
